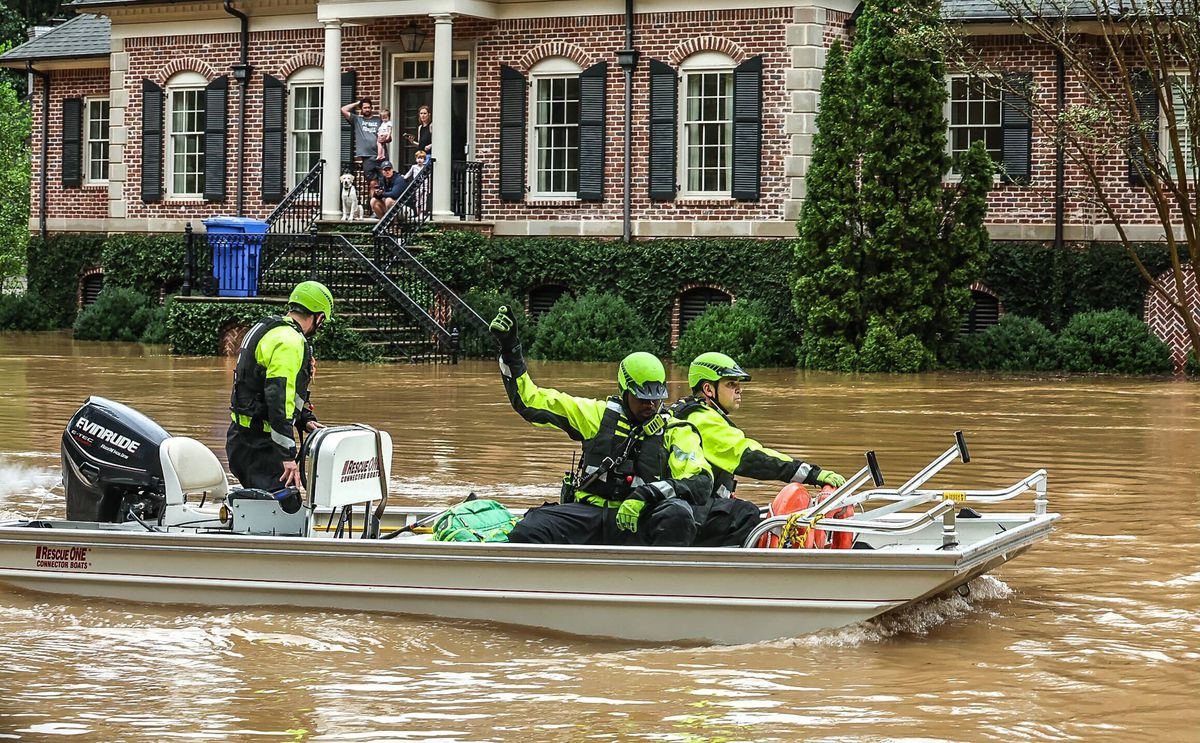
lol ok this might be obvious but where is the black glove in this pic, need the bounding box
[490,306,520,354]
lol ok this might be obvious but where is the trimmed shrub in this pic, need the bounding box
[0,292,55,331]
[1056,310,1173,375]
[954,314,1059,371]
[673,300,796,368]
[530,291,650,362]
[854,318,934,373]
[136,297,173,345]
[72,287,155,342]
[458,288,533,359]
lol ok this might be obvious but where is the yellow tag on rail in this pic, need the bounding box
[943,491,967,502]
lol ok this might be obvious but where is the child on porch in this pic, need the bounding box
[376,109,393,161]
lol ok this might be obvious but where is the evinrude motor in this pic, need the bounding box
[61,396,171,522]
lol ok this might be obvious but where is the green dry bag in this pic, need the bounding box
[433,499,518,543]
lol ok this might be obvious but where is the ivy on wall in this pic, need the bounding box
[417,232,799,353]
[167,300,380,362]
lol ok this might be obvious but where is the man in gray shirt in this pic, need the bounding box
[341,97,382,192]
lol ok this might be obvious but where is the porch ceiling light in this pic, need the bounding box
[399,22,426,53]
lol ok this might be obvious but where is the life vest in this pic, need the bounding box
[757,483,856,549]
[229,316,314,430]
[669,396,738,497]
[577,397,668,501]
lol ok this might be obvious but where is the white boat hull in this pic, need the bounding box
[0,512,1057,644]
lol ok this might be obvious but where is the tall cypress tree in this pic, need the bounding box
[794,39,862,368]
[793,0,993,370]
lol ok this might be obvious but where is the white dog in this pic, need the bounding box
[340,173,364,221]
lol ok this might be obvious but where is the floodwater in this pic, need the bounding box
[0,331,1196,741]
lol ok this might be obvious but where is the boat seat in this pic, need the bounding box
[159,436,229,506]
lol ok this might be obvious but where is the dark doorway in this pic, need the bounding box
[394,84,469,169]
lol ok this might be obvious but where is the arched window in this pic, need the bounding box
[288,66,324,188]
[960,289,1000,334]
[528,57,583,198]
[80,273,104,307]
[679,286,732,333]
[165,71,208,198]
[529,284,570,318]
[678,51,736,197]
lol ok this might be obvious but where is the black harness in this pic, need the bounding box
[575,397,668,501]
[229,316,313,430]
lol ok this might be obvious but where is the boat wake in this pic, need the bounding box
[0,459,62,518]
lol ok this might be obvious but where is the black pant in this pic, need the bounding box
[508,499,697,547]
[693,497,763,548]
[225,421,288,492]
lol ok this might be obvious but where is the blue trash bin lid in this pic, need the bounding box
[203,216,270,234]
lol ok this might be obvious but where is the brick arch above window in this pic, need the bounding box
[78,267,104,309]
[518,42,593,73]
[669,37,747,66]
[153,58,220,86]
[671,283,735,346]
[278,52,325,80]
[960,281,1003,335]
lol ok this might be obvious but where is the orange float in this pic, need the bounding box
[759,483,856,549]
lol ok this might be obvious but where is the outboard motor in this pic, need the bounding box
[61,397,171,522]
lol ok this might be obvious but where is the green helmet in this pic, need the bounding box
[617,352,669,401]
[289,280,334,320]
[688,351,752,390]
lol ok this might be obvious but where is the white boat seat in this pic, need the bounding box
[159,437,229,506]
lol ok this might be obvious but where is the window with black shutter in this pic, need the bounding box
[1129,70,1159,186]
[62,98,83,188]
[262,73,286,202]
[141,79,163,203]
[341,69,357,169]
[499,64,527,202]
[732,55,763,200]
[648,59,678,200]
[577,61,607,201]
[203,75,229,202]
[1000,73,1033,185]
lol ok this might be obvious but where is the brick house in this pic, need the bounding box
[1,0,1194,359]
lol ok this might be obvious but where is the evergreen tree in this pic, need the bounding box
[794,39,862,368]
[0,68,30,290]
[792,0,993,371]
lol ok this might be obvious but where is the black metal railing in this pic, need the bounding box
[266,160,324,235]
[372,159,434,245]
[452,161,484,220]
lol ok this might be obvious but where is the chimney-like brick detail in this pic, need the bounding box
[1144,265,1199,373]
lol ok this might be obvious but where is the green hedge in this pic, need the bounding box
[673,299,795,367]
[72,287,164,343]
[458,288,531,358]
[416,232,797,354]
[167,300,378,362]
[955,315,1059,372]
[1056,310,1173,375]
[530,291,650,362]
[983,242,1172,331]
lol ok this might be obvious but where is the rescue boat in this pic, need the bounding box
[0,397,1058,645]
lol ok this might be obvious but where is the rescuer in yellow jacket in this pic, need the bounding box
[669,352,846,547]
[226,281,333,491]
[490,306,713,546]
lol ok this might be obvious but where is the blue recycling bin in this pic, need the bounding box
[203,216,270,297]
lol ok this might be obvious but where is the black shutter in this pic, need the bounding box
[499,64,526,202]
[141,79,163,203]
[1000,73,1033,185]
[1129,70,1158,186]
[648,59,677,200]
[203,75,229,202]
[262,74,286,202]
[62,97,83,188]
[340,69,356,167]
[577,62,607,201]
[732,55,763,200]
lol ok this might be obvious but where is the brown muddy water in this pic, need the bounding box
[0,332,1197,741]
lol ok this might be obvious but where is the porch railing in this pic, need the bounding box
[266,160,323,234]
[372,159,434,245]
[452,160,484,221]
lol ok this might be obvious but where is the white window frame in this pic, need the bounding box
[679,51,735,199]
[287,66,324,189]
[166,71,207,199]
[527,56,581,199]
[1162,72,1196,181]
[944,73,1004,179]
[84,97,110,184]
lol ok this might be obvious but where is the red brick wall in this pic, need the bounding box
[28,68,110,222]
[1144,265,1199,372]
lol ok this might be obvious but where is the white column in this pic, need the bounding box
[431,13,455,219]
[321,19,343,221]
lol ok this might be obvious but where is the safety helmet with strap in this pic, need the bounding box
[289,280,334,320]
[688,351,751,390]
[617,352,669,401]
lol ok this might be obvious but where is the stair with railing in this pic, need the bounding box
[185,158,489,363]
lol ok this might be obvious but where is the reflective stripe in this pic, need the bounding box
[650,481,674,499]
[716,484,732,498]
[498,356,513,378]
[791,463,813,483]
[605,399,623,413]
[270,429,297,450]
[670,444,697,464]
[294,394,306,412]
